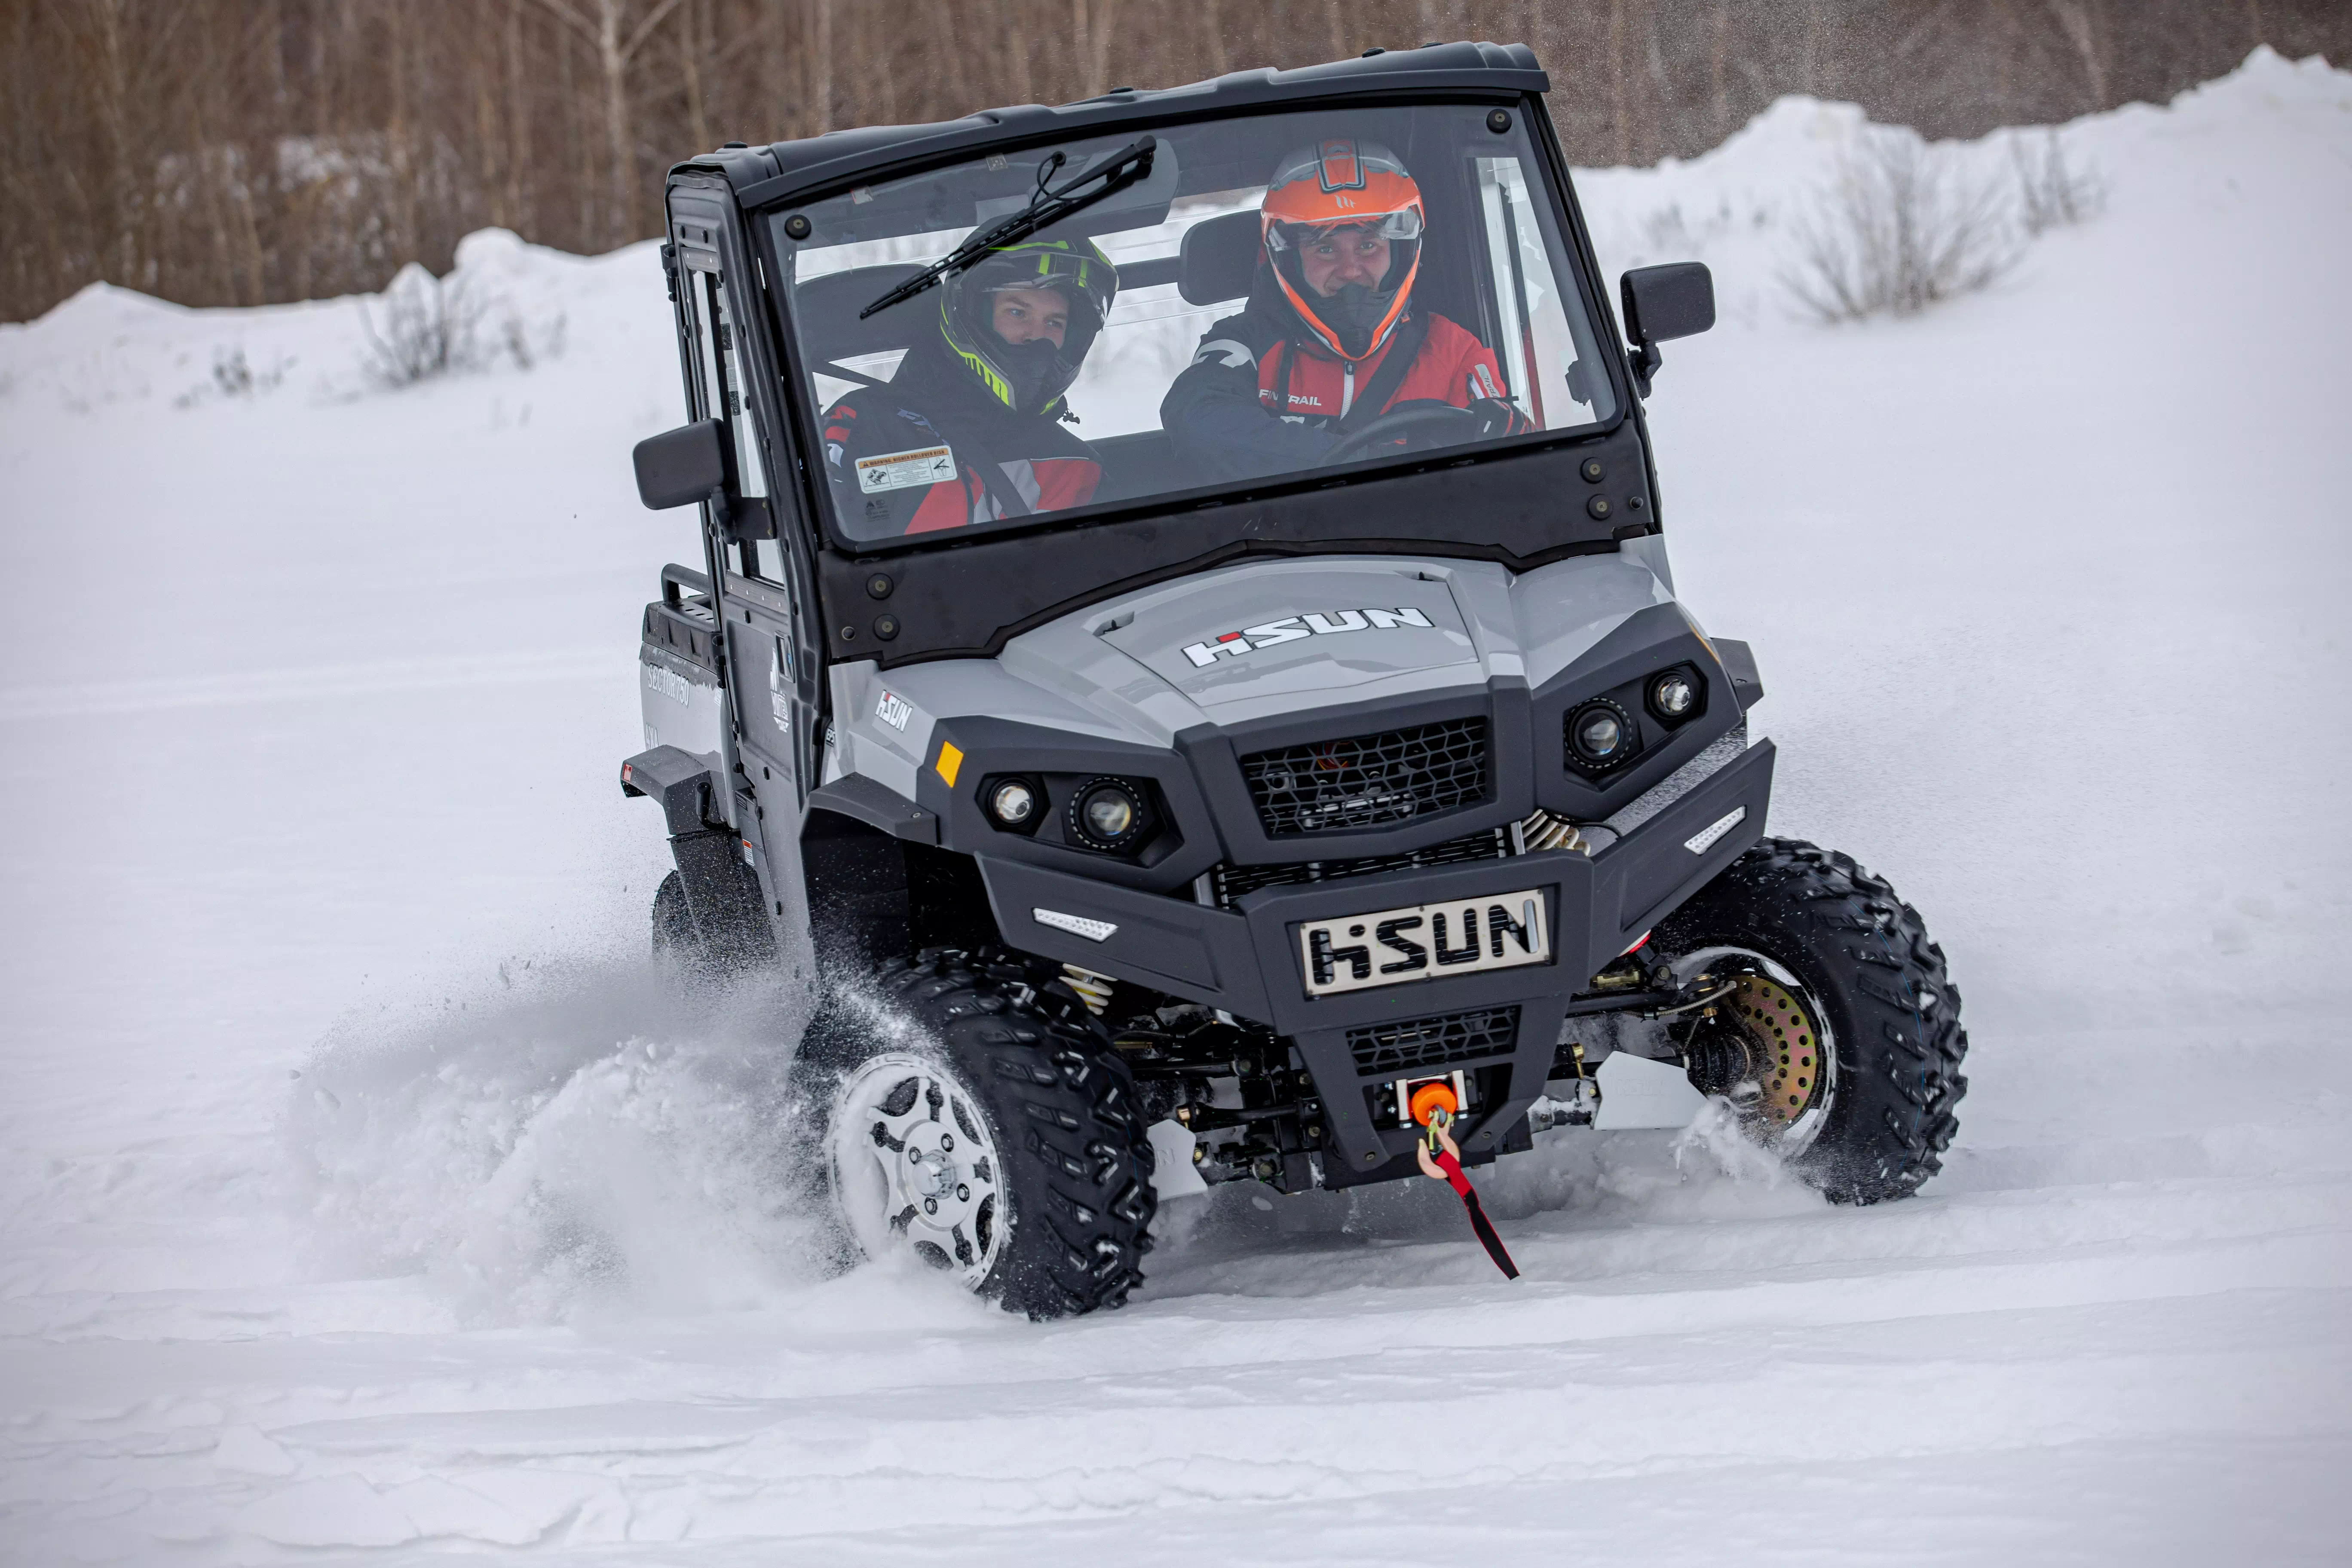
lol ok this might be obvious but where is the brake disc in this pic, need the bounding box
[1729,971,1824,1128]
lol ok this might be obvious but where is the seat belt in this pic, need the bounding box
[937,425,1035,521]
[1334,311,1434,435]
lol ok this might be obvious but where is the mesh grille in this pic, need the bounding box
[1241,717,1491,836]
[1210,828,1510,906]
[1348,1007,1521,1078]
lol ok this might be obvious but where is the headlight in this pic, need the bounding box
[988,779,1037,827]
[1085,790,1135,839]
[1069,778,1152,851]
[1647,667,1701,723]
[1567,700,1636,769]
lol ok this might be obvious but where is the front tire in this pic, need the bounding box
[798,949,1157,1319]
[1654,838,1968,1203]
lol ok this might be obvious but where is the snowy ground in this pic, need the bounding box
[3,49,2349,1565]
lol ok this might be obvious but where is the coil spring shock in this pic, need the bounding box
[1517,808,1587,854]
[1061,964,1115,1016]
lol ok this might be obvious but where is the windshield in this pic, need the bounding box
[772,104,1618,548]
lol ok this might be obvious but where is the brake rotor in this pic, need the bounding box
[1729,971,1824,1128]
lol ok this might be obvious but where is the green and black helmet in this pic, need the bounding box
[937,236,1118,417]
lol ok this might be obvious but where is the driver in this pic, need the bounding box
[822,237,1117,535]
[1161,137,1533,481]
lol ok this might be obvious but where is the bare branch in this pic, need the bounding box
[522,0,599,46]
[622,0,689,63]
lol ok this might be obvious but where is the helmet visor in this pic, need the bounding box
[964,242,1117,328]
[1266,208,1424,253]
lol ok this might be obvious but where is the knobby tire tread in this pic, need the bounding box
[856,948,1158,1318]
[1660,836,1969,1204]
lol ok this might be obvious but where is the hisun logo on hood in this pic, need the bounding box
[1180,606,1434,668]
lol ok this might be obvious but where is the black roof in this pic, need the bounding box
[681,40,1546,212]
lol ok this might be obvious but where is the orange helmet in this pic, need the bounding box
[1261,138,1425,361]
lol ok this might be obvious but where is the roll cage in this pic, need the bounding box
[656,42,1660,675]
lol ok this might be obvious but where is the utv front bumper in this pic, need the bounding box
[976,735,1774,1182]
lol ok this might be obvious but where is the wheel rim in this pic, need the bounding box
[1670,945,1838,1156]
[827,1051,1007,1287]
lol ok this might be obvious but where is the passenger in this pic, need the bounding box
[823,237,1118,535]
[1161,137,1534,482]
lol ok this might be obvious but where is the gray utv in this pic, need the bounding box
[622,42,1968,1317]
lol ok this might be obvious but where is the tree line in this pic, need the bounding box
[3,0,2342,323]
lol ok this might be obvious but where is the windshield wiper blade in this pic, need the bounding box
[858,135,1156,320]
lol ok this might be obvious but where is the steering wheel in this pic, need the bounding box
[1315,401,1484,468]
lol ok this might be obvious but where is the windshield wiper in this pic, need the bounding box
[858,135,1156,320]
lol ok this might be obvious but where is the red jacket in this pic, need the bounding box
[820,337,1102,540]
[1256,314,1507,421]
[1161,297,1514,483]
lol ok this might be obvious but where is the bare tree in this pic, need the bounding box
[1074,0,1121,100]
[6,0,2351,323]
[524,0,686,246]
[2043,0,2110,111]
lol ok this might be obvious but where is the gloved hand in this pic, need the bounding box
[1467,396,1538,439]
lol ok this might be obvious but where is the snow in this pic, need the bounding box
[4,47,2350,1564]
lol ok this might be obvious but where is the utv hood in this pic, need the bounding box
[1095,560,1480,718]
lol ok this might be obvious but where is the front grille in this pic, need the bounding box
[1348,1007,1521,1078]
[1241,717,1491,836]
[1210,827,1510,906]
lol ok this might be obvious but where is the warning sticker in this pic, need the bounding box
[854,444,956,494]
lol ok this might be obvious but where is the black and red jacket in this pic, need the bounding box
[820,337,1104,539]
[1161,280,1513,484]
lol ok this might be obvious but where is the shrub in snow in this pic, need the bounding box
[172,345,291,408]
[2012,130,2106,235]
[210,346,287,398]
[355,254,569,389]
[1784,125,2020,322]
[357,263,486,388]
[497,306,568,371]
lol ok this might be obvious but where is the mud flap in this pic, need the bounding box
[625,746,777,968]
[669,828,778,968]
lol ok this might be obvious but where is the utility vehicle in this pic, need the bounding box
[622,42,1968,1318]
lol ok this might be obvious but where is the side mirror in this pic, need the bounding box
[1618,262,1715,398]
[633,419,727,510]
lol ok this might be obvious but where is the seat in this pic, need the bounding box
[793,263,928,386]
[1178,209,1262,305]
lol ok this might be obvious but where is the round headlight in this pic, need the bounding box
[1083,787,1136,841]
[988,779,1036,826]
[1568,701,1634,768]
[1648,670,1698,721]
[1576,710,1623,756]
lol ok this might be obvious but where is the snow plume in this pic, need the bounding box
[1463,1106,1822,1231]
[291,959,829,1323]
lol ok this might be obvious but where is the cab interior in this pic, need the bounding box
[780,108,1593,516]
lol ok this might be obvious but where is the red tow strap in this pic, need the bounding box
[1411,1105,1524,1288]
[1425,1139,1519,1280]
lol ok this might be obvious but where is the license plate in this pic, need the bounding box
[1297,888,1550,997]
